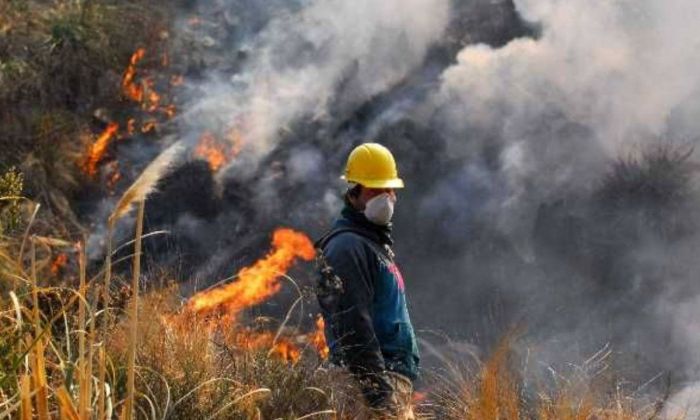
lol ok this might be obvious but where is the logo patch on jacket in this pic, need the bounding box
[388,263,405,291]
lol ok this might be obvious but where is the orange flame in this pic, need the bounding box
[165,229,325,363]
[81,123,119,177]
[235,330,301,363]
[122,48,146,102]
[272,338,301,363]
[188,228,316,320]
[50,254,68,276]
[120,47,179,131]
[310,315,329,359]
[194,132,227,171]
[162,310,304,363]
[141,120,157,133]
[194,129,244,171]
[143,78,161,112]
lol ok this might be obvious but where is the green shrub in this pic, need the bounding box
[0,166,24,236]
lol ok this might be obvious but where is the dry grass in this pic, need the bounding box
[427,335,521,420]
[0,197,681,419]
[0,231,336,419]
[0,178,354,418]
[104,288,347,419]
[123,200,144,420]
[0,162,683,419]
[426,337,670,420]
[0,166,682,419]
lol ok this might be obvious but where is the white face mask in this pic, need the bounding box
[364,193,395,226]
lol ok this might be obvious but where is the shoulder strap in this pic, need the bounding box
[314,227,367,250]
[315,227,394,261]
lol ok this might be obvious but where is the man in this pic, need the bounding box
[316,143,420,419]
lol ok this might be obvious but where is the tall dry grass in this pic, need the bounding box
[0,148,348,418]
[108,142,181,419]
[123,200,144,420]
[0,223,680,419]
[0,151,680,420]
[426,337,672,420]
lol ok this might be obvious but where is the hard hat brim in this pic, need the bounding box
[341,175,405,189]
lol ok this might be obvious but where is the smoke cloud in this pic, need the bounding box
[85,0,700,403]
[432,0,700,245]
[181,0,449,159]
[414,0,700,396]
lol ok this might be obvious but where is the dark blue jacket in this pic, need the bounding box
[316,204,419,407]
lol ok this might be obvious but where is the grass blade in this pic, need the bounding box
[20,374,32,420]
[56,386,80,420]
[77,241,91,418]
[98,224,113,420]
[124,200,145,420]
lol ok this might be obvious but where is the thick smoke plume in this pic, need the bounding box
[182,0,449,158]
[85,0,700,409]
[427,0,700,368]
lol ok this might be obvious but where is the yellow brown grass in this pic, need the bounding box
[0,225,678,419]
[426,337,671,420]
[0,168,680,419]
[123,200,145,420]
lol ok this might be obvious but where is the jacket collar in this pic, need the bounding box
[336,201,394,247]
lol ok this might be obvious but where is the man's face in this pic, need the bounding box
[356,186,396,210]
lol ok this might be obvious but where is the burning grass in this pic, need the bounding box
[106,287,338,419]
[0,222,342,418]
[81,122,120,177]
[1,1,692,418]
[187,228,316,320]
[193,129,245,172]
[0,146,688,418]
[0,184,680,419]
[0,156,339,417]
[0,0,172,228]
[0,264,676,419]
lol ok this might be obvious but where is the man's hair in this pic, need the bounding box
[346,183,362,199]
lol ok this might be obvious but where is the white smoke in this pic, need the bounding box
[439,0,700,150]
[429,0,700,255]
[183,0,449,159]
[429,0,700,400]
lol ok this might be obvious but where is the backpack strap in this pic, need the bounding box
[315,227,394,261]
[315,227,366,249]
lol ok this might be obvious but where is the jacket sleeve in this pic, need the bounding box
[321,234,394,407]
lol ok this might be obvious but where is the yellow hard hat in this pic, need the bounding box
[341,143,404,189]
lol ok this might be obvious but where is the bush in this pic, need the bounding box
[597,145,695,211]
[0,166,24,236]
